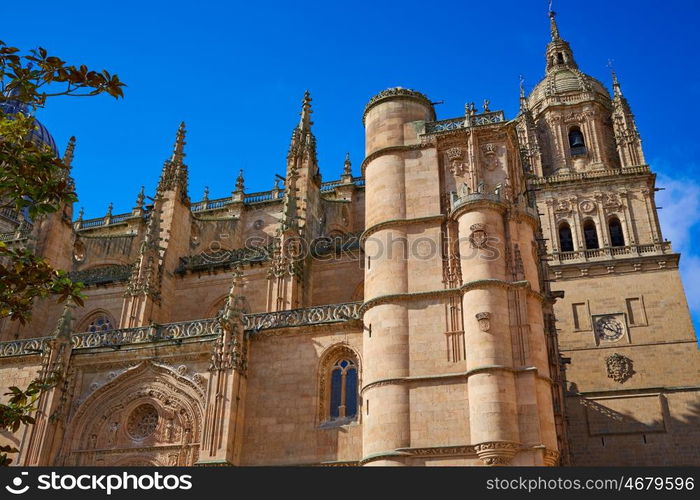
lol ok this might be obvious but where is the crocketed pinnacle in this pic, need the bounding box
[62,136,76,167]
[343,152,352,176]
[299,90,313,131]
[171,121,186,165]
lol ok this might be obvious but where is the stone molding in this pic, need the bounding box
[360,143,434,175]
[360,214,446,245]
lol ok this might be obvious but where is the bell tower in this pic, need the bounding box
[527,10,699,465]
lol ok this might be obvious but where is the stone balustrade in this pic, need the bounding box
[550,242,672,264]
[0,302,363,357]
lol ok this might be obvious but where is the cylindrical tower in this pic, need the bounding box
[361,88,435,466]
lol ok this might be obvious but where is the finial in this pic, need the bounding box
[106,202,113,217]
[135,185,145,208]
[343,152,352,176]
[235,169,245,193]
[608,59,622,97]
[482,99,490,113]
[62,136,76,167]
[465,102,476,117]
[273,178,280,190]
[548,3,560,40]
[519,74,525,99]
[77,207,84,222]
[299,90,313,130]
[203,186,210,201]
[171,121,186,164]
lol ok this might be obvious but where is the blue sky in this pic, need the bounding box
[5,0,700,335]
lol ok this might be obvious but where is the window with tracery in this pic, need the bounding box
[318,347,360,425]
[82,312,115,333]
[126,403,159,440]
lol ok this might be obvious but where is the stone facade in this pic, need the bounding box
[1,11,697,466]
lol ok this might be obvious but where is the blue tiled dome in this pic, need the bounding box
[0,95,59,156]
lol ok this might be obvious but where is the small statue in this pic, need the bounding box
[483,99,490,113]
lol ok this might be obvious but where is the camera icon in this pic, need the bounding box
[5,471,29,495]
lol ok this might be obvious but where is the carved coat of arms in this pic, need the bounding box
[469,223,488,249]
[476,312,491,332]
[606,353,635,383]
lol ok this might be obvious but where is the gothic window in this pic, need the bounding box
[80,312,115,333]
[568,126,587,156]
[319,346,360,425]
[558,222,574,252]
[609,217,625,247]
[583,219,599,249]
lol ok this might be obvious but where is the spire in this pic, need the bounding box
[156,122,189,200]
[548,8,560,40]
[544,8,577,73]
[62,136,76,167]
[171,121,186,165]
[299,90,313,131]
[519,74,528,111]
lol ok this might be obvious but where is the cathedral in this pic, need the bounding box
[1,11,698,466]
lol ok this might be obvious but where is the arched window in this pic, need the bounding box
[330,359,358,420]
[609,217,625,247]
[558,222,574,252]
[568,126,586,156]
[79,311,115,333]
[557,52,564,64]
[583,220,599,250]
[318,346,360,425]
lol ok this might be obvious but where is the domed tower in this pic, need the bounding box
[528,11,618,175]
[529,11,699,466]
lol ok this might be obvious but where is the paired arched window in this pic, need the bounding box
[609,217,625,247]
[583,220,599,249]
[318,346,360,425]
[80,312,115,333]
[568,126,586,156]
[558,222,574,252]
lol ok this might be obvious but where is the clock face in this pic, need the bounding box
[595,315,624,341]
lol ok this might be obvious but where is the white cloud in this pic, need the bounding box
[655,172,700,319]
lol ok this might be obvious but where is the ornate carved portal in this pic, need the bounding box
[59,361,205,466]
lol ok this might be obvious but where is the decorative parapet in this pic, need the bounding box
[0,337,48,357]
[0,229,31,242]
[176,245,273,274]
[363,87,433,124]
[530,165,651,186]
[424,111,506,135]
[0,302,363,358]
[77,212,132,230]
[245,302,361,332]
[69,264,133,286]
[549,242,673,264]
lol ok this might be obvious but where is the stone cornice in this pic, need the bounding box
[362,87,434,125]
[360,214,446,245]
[360,279,544,316]
[360,143,434,175]
[360,366,551,396]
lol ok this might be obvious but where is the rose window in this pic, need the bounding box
[126,404,159,439]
